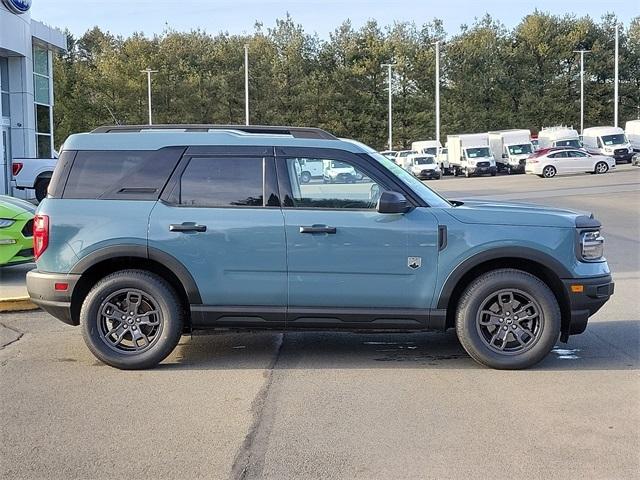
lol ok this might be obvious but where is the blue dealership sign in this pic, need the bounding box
[2,0,32,14]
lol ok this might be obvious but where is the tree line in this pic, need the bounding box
[53,12,640,150]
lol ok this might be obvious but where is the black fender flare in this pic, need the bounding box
[436,246,572,309]
[69,244,202,304]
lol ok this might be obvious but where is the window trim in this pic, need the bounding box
[161,154,278,209]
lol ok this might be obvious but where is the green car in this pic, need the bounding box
[0,195,36,266]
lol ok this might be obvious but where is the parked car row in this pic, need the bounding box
[382,121,639,181]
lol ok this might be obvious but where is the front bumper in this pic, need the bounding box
[417,170,441,179]
[0,214,33,266]
[612,151,634,162]
[26,270,81,325]
[561,274,614,340]
[468,166,497,176]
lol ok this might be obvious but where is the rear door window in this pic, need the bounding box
[178,157,264,207]
[62,148,184,200]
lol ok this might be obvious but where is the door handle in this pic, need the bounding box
[169,222,207,233]
[299,225,337,234]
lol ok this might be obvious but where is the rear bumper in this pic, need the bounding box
[26,270,81,325]
[561,274,614,339]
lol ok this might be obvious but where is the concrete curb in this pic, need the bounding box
[0,297,39,313]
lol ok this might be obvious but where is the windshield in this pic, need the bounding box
[422,147,438,156]
[331,161,351,169]
[368,152,450,208]
[556,139,581,148]
[398,150,415,157]
[507,144,532,155]
[601,134,627,146]
[466,147,491,158]
[415,157,435,165]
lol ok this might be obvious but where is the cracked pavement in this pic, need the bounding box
[1,167,639,479]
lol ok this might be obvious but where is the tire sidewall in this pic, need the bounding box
[457,271,560,369]
[81,271,183,369]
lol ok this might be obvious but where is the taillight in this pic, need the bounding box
[33,214,49,259]
[12,162,23,176]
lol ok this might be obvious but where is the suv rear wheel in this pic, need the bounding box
[455,269,560,369]
[80,269,184,369]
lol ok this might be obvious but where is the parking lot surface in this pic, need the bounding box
[1,166,639,479]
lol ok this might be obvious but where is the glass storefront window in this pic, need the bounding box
[36,104,51,134]
[33,46,49,76]
[0,57,9,117]
[37,134,52,158]
[34,75,50,104]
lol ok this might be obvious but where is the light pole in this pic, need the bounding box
[574,50,590,134]
[140,68,158,125]
[614,24,619,128]
[434,40,441,148]
[244,44,250,126]
[381,63,395,150]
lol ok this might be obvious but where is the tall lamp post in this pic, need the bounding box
[434,40,441,148]
[381,63,396,151]
[614,24,619,128]
[140,68,158,125]
[574,50,590,134]
[244,44,250,126]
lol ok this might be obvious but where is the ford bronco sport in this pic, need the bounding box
[27,125,614,370]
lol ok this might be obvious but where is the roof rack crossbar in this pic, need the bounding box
[91,124,337,140]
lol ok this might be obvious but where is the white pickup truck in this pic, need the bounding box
[11,154,58,201]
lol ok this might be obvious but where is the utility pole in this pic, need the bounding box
[381,63,395,150]
[244,44,250,126]
[434,40,441,148]
[140,68,158,125]
[614,24,619,128]
[574,50,590,134]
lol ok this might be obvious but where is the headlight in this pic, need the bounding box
[0,219,16,228]
[581,230,604,261]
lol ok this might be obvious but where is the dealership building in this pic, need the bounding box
[0,0,66,195]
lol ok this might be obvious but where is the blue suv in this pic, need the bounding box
[27,125,614,370]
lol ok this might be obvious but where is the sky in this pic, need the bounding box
[30,0,637,38]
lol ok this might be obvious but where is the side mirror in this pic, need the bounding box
[502,153,508,158]
[377,191,409,214]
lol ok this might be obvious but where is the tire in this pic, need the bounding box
[464,169,471,178]
[80,269,184,369]
[300,171,311,184]
[455,269,560,370]
[594,161,609,174]
[35,178,50,202]
[542,165,556,178]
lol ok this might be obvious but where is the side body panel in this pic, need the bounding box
[34,199,155,273]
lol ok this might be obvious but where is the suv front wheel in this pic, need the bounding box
[80,270,184,369]
[455,269,560,369]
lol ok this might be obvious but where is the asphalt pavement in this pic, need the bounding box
[1,166,638,480]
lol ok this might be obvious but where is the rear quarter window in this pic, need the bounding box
[62,147,185,200]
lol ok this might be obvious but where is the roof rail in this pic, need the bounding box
[91,124,338,140]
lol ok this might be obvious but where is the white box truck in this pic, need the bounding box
[411,140,451,174]
[625,120,640,152]
[582,126,634,162]
[447,133,496,177]
[488,129,533,173]
[537,127,581,149]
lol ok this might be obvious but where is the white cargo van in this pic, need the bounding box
[447,133,497,177]
[582,126,634,162]
[538,127,581,149]
[411,140,441,156]
[625,120,640,152]
[295,158,324,183]
[488,129,533,174]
